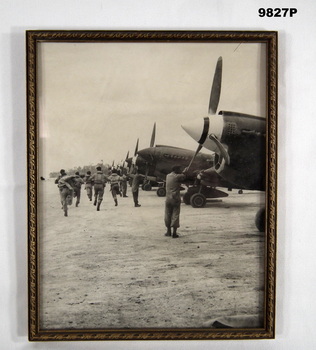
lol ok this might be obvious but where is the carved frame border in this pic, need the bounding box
[27,30,277,341]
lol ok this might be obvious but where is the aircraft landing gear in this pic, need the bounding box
[183,185,228,207]
[155,182,166,197]
[142,181,152,191]
[255,207,265,232]
[190,193,206,208]
[156,187,166,197]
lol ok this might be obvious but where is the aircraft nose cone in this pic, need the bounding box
[137,149,147,157]
[181,118,208,144]
[137,148,152,162]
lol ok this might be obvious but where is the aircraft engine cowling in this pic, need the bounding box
[182,111,266,190]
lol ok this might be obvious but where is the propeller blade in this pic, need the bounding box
[122,151,129,168]
[130,154,138,175]
[208,57,222,115]
[209,134,230,165]
[150,123,156,148]
[134,139,139,156]
[129,163,134,175]
[186,144,203,172]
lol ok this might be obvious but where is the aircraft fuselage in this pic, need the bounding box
[137,145,214,182]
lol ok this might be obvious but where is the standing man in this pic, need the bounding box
[164,165,186,238]
[90,166,107,211]
[131,168,144,207]
[73,172,84,207]
[120,169,128,197]
[84,170,94,201]
[57,174,76,217]
[108,169,122,206]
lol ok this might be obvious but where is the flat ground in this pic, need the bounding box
[38,179,265,329]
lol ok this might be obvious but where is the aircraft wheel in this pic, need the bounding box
[238,189,243,194]
[190,193,206,208]
[255,207,265,232]
[183,192,191,205]
[143,183,152,191]
[156,187,166,197]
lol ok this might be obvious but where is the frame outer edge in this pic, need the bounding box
[27,30,39,340]
[26,30,278,341]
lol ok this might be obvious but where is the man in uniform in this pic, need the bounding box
[90,166,107,211]
[84,170,94,201]
[55,169,67,208]
[131,168,144,207]
[164,165,187,238]
[57,174,76,217]
[108,169,122,206]
[120,169,128,197]
[73,172,85,207]
[55,169,67,184]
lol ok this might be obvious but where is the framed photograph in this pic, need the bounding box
[27,30,277,341]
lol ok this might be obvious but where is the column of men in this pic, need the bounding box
[56,165,187,238]
[55,167,143,217]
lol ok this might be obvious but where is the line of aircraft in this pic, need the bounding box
[116,57,266,232]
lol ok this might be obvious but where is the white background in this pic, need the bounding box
[1,0,315,349]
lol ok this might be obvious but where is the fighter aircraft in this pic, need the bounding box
[136,144,227,197]
[128,122,234,199]
[181,57,266,231]
[123,132,161,190]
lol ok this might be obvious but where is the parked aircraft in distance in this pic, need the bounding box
[137,144,231,198]
[127,123,232,199]
[137,141,243,201]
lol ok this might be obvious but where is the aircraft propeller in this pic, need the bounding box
[143,123,156,184]
[186,144,203,172]
[123,151,129,168]
[150,122,156,148]
[208,56,222,114]
[120,150,129,170]
[127,123,156,178]
[184,57,230,172]
[130,138,139,174]
[186,57,222,171]
[209,134,230,166]
[134,139,139,157]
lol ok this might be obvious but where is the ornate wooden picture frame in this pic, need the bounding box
[27,30,277,341]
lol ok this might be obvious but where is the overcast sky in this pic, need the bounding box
[38,41,266,175]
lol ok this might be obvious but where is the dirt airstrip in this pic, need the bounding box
[38,179,265,329]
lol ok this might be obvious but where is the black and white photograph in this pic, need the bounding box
[3,0,316,349]
[27,31,277,340]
